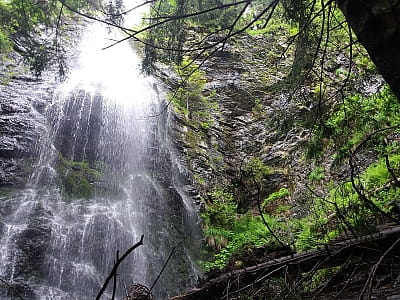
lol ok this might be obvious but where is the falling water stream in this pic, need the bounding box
[0,3,201,299]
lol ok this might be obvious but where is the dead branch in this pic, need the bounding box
[170,226,400,300]
[0,278,25,300]
[149,247,175,292]
[122,283,154,300]
[111,250,119,300]
[96,235,144,300]
[360,238,400,299]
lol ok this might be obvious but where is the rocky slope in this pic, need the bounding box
[155,26,400,300]
[162,35,320,218]
[160,31,387,217]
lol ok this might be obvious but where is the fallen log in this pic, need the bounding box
[171,226,400,300]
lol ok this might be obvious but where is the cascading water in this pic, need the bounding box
[0,4,202,299]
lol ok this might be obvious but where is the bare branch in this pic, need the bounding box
[103,0,155,17]
[359,238,400,299]
[349,127,400,224]
[111,250,119,300]
[96,235,144,300]
[102,0,251,50]
[149,247,175,292]
[0,278,25,300]
[58,0,135,33]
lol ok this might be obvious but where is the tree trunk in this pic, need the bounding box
[337,0,400,100]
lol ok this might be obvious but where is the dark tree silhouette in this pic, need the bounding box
[337,0,400,100]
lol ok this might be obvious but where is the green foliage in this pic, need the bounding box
[201,188,277,269]
[354,51,376,73]
[295,226,316,251]
[361,154,400,208]
[203,213,275,270]
[308,166,324,182]
[172,57,217,130]
[306,153,400,242]
[246,157,274,183]
[142,0,246,71]
[202,149,400,269]
[141,0,188,71]
[0,0,13,52]
[246,4,290,37]
[307,267,341,291]
[262,188,289,209]
[0,31,11,53]
[57,154,102,199]
[202,189,236,229]
[308,85,400,163]
[0,0,95,75]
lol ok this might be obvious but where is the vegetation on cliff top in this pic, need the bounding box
[0,0,100,76]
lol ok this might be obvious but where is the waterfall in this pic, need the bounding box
[0,4,202,300]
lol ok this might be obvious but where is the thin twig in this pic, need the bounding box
[111,250,119,300]
[360,238,400,299]
[96,235,144,300]
[349,126,400,224]
[149,247,175,292]
[333,264,360,299]
[0,278,25,300]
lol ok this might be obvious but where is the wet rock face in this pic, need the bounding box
[0,199,53,299]
[14,205,53,278]
[164,34,346,212]
[164,36,300,210]
[0,60,54,187]
[51,90,103,162]
[0,158,32,187]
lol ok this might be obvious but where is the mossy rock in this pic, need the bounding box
[56,154,103,199]
[63,172,92,199]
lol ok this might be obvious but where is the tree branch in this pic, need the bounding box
[96,235,144,300]
[0,278,25,300]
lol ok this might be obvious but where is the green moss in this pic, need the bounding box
[276,204,291,213]
[185,129,201,152]
[56,154,103,199]
[246,157,274,182]
[262,188,289,209]
[64,172,92,199]
[171,57,217,131]
[308,166,324,182]
[0,187,19,198]
[193,174,206,186]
